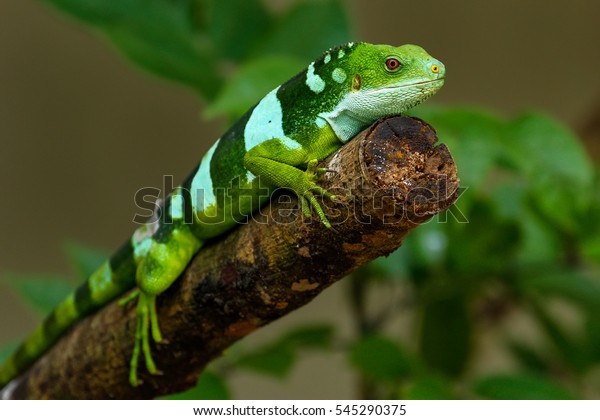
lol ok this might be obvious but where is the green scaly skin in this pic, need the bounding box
[0,42,445,389]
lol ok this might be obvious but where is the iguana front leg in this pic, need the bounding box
[243,138,337,228]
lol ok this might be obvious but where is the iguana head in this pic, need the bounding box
[349,43,445,111]
[317,42,445,141]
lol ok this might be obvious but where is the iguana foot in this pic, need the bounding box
[128,292,162,386]
[300,159,336,228]
[306,158,329,179]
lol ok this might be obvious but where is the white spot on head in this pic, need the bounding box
[332,68,347,83]
[348,42,354,47]
[246,170,256,183]
[244,88,302,151]
[191,139,220,214]
[338,49,345,59]
[324,53,331,64]
[306,62,325,93]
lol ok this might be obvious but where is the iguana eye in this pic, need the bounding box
[385,57,401,72]
[431,64,440,73]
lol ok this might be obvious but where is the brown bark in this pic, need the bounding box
[1,116,459,399]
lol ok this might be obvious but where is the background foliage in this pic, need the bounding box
[2,0,599,399]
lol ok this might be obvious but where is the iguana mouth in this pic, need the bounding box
[392,78,445,89]
[371,78,445,93]
[412,77,445,85]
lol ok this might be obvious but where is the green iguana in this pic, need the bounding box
[0,42,445,388]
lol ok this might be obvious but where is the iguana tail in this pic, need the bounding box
[0,240,137,389]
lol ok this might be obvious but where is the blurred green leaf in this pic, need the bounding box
[234,324,333,378]
[44,0,222,98]
[256,0,351,61]
[529,300,589,372]
[584,308,600,362]
[281,325,334,349]
[419,293,471,377]
[165,370,230,399]
[474,374,576,399]
[581,176,600,263]
[446,200,520,275]
[0,342,19,365]
[504,113,594,232]
[519,269,600,309]
[407,221,449,269]
[349,335,411,382]
[365,245,413,281]
[205,55,304,119]
[205,0,271,61]
[583,232,600,264]
[514,208,562,264]
[44,0,157,24]
[5,276,74,315]
[64,242,109,279]
[402,375,455,399]
[411,107,505,190]
[391,220,451,285]
[235,343,295,378]
[507,340,551,374]
[488,179,527,221]
[105,26,220,98]
[504,112,593,189]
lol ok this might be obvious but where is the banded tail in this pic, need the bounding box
[0,240,137,388]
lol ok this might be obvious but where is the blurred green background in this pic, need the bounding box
[1,0,600,399]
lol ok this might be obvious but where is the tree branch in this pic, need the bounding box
[1,116,459,399]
